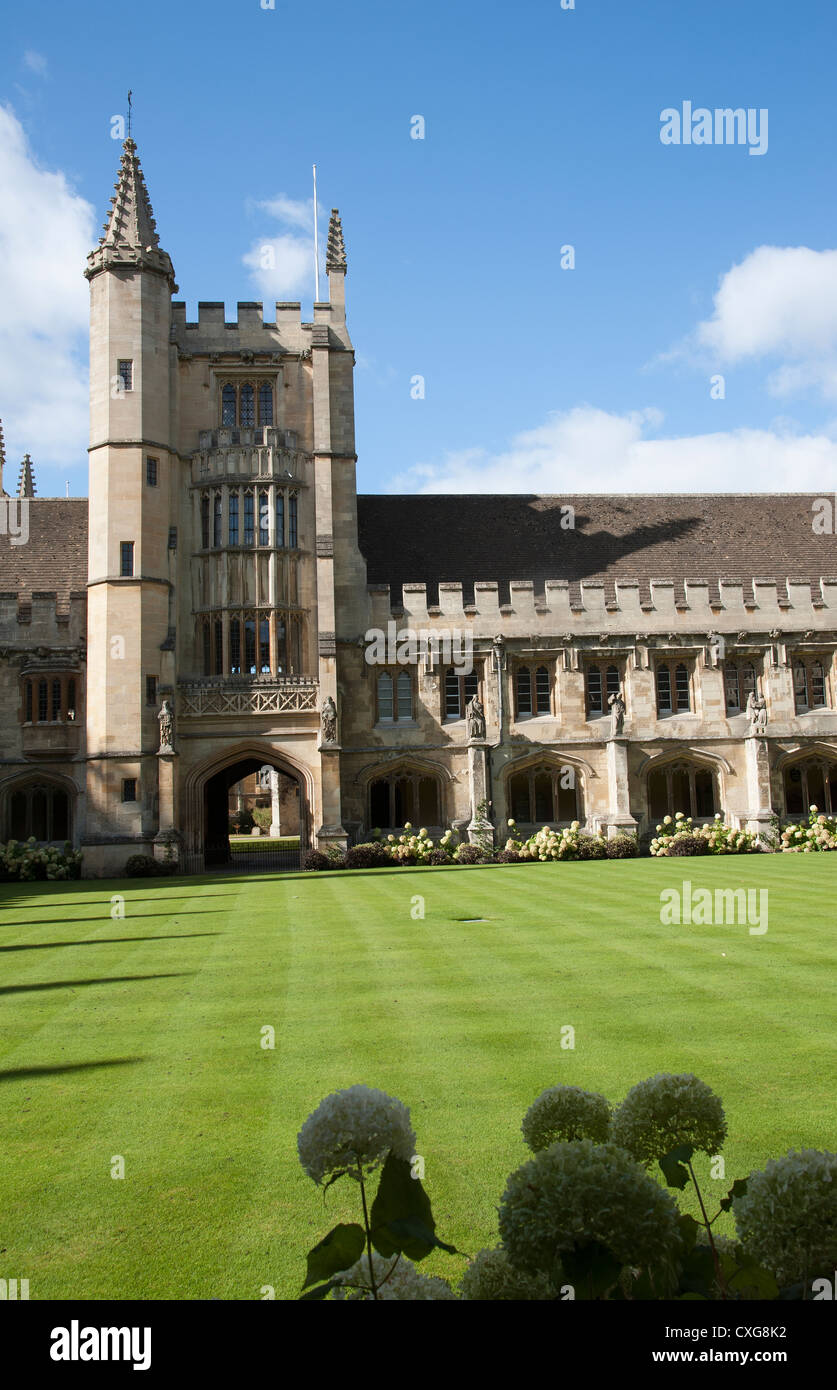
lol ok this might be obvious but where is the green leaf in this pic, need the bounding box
[560,1239,623,1300]
[302,1222,366,1289]
[722,1250,779,1300]
[660,1144,695,1190]
[299,1278,342,1300]
[369,1152,456,1262]
[719,1177,749,1213]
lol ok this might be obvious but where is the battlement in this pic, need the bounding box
[170,299,350,356]
[367,576,837,633]
[0,587,86,641]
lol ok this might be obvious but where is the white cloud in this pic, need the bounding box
[0,105,94,487]
[23,50,48,77]
[243,194,325,299]
[689,245,837,401]
[394,405,837,494]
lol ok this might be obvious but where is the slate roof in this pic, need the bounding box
[0,499,88,607]
[356,494,837,609]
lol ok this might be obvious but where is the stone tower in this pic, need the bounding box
[83,138,177,873]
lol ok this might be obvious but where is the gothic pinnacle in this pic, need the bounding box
[85,137,177,289]
[326,208,347,274]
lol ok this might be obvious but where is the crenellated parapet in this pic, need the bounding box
[170,299,352,358]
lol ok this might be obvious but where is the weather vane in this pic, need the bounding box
[127,90,133,139]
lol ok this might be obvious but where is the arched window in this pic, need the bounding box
[243,491,255,546]
[288,495,298,548]
[259,382,273,425]
[656,661,691,715]
[228,492,239,546]
[724,661,757,713]
[230,618,241,674]
[275,492,284,546]
[213,492,223,548]
[258,490,270,546]
[783,758,837,817]
[6,780,71,842]
[516,667,532,717]
[259,618,271,672]
[508,764,581,824]
[368,769,442,829]
[221,384,236,426]
[793,656,831,713]
[240,383,255,427]
[647,761,718,821]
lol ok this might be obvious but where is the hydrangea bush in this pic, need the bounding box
[297,1074,836,1300]
[0,837,82,882]
[650,813,759,857]
[779,806,837,852]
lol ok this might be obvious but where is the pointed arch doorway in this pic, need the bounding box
[189,745,311,872]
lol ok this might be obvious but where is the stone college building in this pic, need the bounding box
[1,138,837,875]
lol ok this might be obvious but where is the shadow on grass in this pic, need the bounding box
[2,910,230,927]
[0,1058,144,1083]
[0,932,220,953]
[0,972,194,995]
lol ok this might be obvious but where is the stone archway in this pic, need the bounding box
[183,742,313,871]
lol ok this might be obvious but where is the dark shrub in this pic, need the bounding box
[576,834,607,860]
[668,834,710,857]
[428,848,451,866]
[455,844,490,865]
[302,849,331,871]
[344,841,391,869]
[125,854,171,877]
[495,848,523,863]
[606,834,639,859]
[230,808,254,834]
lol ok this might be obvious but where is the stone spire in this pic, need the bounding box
[85,138,177,289]
[326,209,347,274]
[18,453,36,498]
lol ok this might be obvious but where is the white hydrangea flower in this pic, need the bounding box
[297,1085,417,1185]
[460,1246,553,1300]
[610,1073,727,1168]
[521,1085,612,1152]
[499,1140,683,1291]
[733,1149,837,1285]
[333,1251,458,1300]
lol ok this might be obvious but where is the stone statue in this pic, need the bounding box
[746,690,768,736]
[321,695,338,744]
[608,689,626,737]
[157,698,175,753]
[466,695,486,741]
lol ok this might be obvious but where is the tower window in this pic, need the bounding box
[243,492,254,546]
[222,384,236,426]
[122,778,137,803]
[276,492,284,547]
[258,490,269,546]
[117,359,133,391]
[213,493,223,548]
[146,675,158,707]
[120,542,134,577]
[200,495,210,549]
[146,456,158,487]
[38,679,48,722]
[259,382,274,425]
[228,493,239,546]
[288,495,298,549]
[240,383,255,428]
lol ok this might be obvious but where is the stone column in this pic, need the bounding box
[603,736,638,839]
[744,735,775,844]
[269,768,282,837]
[153,751,182,864]
[467,741,494,848]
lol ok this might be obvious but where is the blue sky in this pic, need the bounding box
[2,0,837,496]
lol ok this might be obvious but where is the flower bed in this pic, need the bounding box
[779,806,837,852]
[0,837,82,882]
[650,813,759,857]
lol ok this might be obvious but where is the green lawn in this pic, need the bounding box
[1,857,835,1300]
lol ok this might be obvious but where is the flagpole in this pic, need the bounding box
[313,164,320,303]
